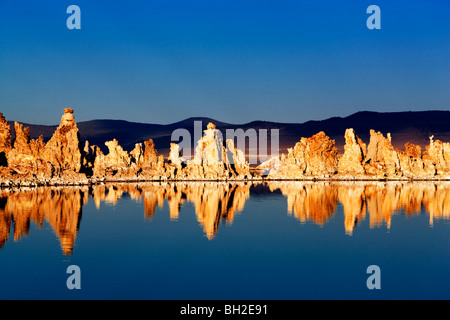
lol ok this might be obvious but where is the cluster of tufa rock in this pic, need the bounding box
[0,109,450,186]
[167,122,250,180]
[263,128,450,180]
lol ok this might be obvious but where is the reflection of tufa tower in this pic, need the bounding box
[0,187,86,255]
[1,181,450,255]
[44,188,86,255]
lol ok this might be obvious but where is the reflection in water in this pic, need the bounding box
[270,181,450,235]
[88,182,251,239]
[0,181,449,255]
[0,187,87,255]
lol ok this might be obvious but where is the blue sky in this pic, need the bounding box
[0,0,449,125]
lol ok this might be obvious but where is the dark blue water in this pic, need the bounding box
[0,182,449,299]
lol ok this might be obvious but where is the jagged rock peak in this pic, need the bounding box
[60,107,77,128]
[337,128,366,175]
[42,108,82,172]
[12,122,31,153]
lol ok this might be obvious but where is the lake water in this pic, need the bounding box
[0,181,449,300]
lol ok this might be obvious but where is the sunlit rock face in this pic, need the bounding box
[397,143,426,178]
[188,122,229,179]
[0,109,88,185]
[425,136,450,175]
[139,139,165,177]
[7,122,35,171]
[143,139,159,166]
[91,138,165,180]
[364,130,401,178]
[338,129,366,177]
[224,139,250,177]
[192,122,224,167]
[42,108,83,173]
[168,122,251,180]
[6,122,51,182]
[168,143,183,167]
[97,139,134,178]
[104,139,132,169]
[266,131,338,178]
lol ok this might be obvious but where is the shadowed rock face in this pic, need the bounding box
[1,109,450,186]
[0,113,11,167]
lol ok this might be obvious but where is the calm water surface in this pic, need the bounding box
[0,181,449,299]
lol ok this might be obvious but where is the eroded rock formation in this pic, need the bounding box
[265,131,338,178]
[42,108,83,173]
[364,130,401,178]
[1,108,88,186]
[337,128,367,176]
[425,136,450,175]
[1,108,450,186]
[166,122,251,180]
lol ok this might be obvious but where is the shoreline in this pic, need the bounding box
[2,175,450,189]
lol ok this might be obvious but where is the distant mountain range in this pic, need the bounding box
[8,110,450,157]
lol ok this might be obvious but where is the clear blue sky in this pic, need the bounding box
[0,0,449,125]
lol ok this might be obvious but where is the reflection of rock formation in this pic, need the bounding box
[0,187,87,255]
[269,182,338,225]
[1,182,449,254]
[269,181,450,235]
[338,184,367,235]
[89,182,251,239]
[183,182,251,239]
